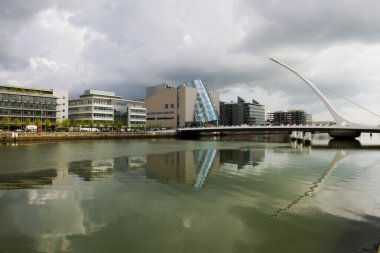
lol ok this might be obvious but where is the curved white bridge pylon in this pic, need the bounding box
[270,57,357,127]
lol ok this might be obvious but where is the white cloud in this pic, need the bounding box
[0,0,379,123]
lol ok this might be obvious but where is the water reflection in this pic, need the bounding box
[328,139,361,149]
[271,149,349,218]
[0,169,58,190]
[146,149,219,188]
[220,149,263,169]
[0,138,380,253]
[68,159,114,181]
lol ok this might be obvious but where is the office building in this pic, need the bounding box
[145,80,219,128]
[112,99,147,127]
[69,89,146,127]
[220,97,265,126]
[267,110,310,125]
[0,84,68,128]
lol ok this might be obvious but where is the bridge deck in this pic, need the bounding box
[177,125,380,134]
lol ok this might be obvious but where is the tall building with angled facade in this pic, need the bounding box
[145,80,219,128]
[0,84,68,129]
[220,96,265,126]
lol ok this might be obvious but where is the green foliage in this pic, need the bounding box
[35,119,42,128]
[45,119,52,129]
[2,116,11,130]
[25,118,31,126]
[114,120,123,128]
[14,118,21,127]
[62,118,70,128]
[55,119,61,128]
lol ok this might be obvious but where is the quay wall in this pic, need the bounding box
[0,131,177,143]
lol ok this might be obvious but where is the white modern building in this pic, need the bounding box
[69,89,146,127]
[53,89,68,121]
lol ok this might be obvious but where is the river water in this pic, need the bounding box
[0,134,380,253]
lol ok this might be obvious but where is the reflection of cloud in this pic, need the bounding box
[28,189,68,205]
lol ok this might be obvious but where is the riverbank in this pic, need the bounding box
[0,130,177,142]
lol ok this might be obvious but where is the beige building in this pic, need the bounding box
[145,80,219,129]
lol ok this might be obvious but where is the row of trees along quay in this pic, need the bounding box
[0,116,135,132]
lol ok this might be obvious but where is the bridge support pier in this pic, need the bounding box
[291,131,311,145]
[328,130,361,140]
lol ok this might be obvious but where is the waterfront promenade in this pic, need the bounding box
[0,130,176,142]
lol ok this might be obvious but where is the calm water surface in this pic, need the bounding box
[0,134,380,253]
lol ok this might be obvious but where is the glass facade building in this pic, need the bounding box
[145,80,219,129]
[0,85,68,129]
[182,80,219,126]
[220,97,265,126]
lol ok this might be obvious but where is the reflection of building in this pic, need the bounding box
[68,159,114,181]
[69,90,146,127]
[114,156,147,171]
[145,80,219,129]
[0,84,68,128]
[220,97,265,126]
[220,148,265,169]
[267,110,311,125]
[146,149,219,187]
[0,169,58,189]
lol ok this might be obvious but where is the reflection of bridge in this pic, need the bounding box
[179,58,380,139]
[177,125,380,139]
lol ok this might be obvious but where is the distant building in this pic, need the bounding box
[145,80,219,128]
[112,99,146,127]
[220,96,265,126]
[0,84,68,129]
[68,89,146,127]
[267,110,310,125]
[53,89,68,121]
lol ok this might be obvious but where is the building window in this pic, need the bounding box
[165,104,169,109]
[170,103,174,108]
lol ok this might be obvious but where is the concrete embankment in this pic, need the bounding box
[0,131,177,143]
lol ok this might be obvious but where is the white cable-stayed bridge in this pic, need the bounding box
[178,58,380,139]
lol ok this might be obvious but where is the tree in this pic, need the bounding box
[62,118,70,129]
[45,119,52,129]
[25,118,31,126]
[14,118,21,129]
[55,119,61,128]
[2,116,11,131]
[35,119,42,129]
[114,120,123,129]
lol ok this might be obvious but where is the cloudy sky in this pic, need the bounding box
[1,0,380,123]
